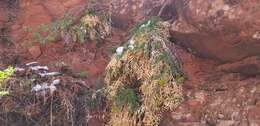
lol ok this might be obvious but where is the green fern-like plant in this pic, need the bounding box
[113,88,140,114]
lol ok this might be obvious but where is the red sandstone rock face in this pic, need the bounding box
[110,0,176,29]
[170,0,260,75]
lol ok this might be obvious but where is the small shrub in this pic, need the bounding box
[105,18,183,126]
[25,9,111,45]
[0,66,15,85]
[0,66,15,97]
[24,14,73,45]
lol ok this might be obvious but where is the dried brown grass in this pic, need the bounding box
[105,21,183,126]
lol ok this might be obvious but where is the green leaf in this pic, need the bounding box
[158,79,166,87]
[114,88,140,114]
[0,91,9,97]
[0,66,15,84]
[175,74,185,83]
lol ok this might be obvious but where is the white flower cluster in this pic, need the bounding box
[27,62,61,77]
[116,38,136,56]
[31,66,49,71]
[25,62,62,95]
[115,20,153,56]
[115,20,152,56]
[38,72,61,77]
[32,79,61,95]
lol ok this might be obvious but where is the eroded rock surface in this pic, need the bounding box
[110,0,177,29]
[160,47,260,126]
[170,0,260,75]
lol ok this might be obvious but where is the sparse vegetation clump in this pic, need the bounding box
[105,17,184,126]
[0,66,15,97]
[0,66,15,84]
[25,9,111,45]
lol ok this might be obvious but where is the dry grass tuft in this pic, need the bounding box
[105,19,184,126]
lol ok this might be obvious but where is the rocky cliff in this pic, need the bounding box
[0,0,260,126]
